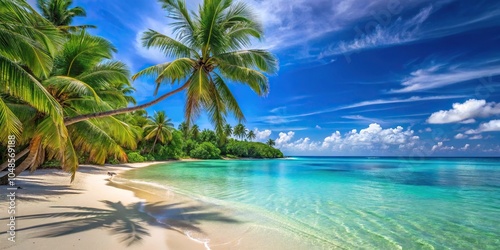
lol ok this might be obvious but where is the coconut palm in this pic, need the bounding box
[36,0,96,32]
[0,32,140,184]
[143,111,174,153]
[233,123,246,140]
[191,124,200,140]
[247,130,256,141]
[178,121,190,139]
[64,0,278,136]
[223,124,232,137]
[266,139,275,147]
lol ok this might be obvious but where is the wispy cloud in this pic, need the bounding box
[322,1,500,58]
[342,115,386,124]
[330,6,434,56]
[259,95,464,126]
[335,95,466,111]
[391,61,500,93]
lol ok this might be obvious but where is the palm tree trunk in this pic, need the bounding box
[64,81,190,126]
[0,147,29,172]
[0,148,36,185]
[149,135,159,154]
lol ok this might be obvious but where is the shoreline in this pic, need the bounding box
[1,159,318,250]
[0,160,207,250]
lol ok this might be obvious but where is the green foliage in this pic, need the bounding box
[155,130,183,160]
[190,142,221,159]
[127,152,145,163]
[226,140,283,158]
[183,139,198,156]
[107,158,120,165]
[198,129,218,144]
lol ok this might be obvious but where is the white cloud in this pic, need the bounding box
[427,99,500,124]
[322,131,343,148]
[469,135,483,140]
[425,127,432,132]
[276,131,295,146]
[465,120,500,134]
[254,129,272,141]
[454,133,467,139]
[460,144,470,151]
[432,141,455,151]
[432,141,443,151]
[315,125,322,129]
[277,123,419,153]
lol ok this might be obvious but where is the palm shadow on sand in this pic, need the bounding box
[0,200,240,246]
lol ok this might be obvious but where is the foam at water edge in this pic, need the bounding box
[186,231,211,250]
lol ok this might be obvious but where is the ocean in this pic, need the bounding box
[120,157,500,249]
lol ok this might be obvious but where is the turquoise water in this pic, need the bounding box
[122,157,500,249]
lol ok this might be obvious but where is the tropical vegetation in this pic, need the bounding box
[0,0,282,185]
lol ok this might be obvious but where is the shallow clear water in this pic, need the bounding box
[122,157,500,249]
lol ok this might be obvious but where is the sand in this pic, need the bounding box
[0,161,206,250]
[0,161,319,250]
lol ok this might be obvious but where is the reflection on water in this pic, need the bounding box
[122,157,500,249]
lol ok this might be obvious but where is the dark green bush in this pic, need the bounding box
[127,152,145,163]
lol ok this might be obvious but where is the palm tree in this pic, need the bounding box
[36,0,96,32]
[247,130,256,141]
[143,111,174,153]
[190,124,200,140]
[266,139,275,147]
[178,121,190,139]
[0,32,140,184]
[63,0,278,135]
[233,123,246,140]
[223,124,232,137]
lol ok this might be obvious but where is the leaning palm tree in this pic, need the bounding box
[143,111,174,153]
[233,123,246,140]
[247,130,256,141]
[63,0,278,136]
[37,0,96,32]
[266,139,275,147]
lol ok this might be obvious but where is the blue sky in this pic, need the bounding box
[30,0,500,156]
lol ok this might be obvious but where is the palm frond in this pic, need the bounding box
[218,63,269,96]
[0,97,22,140]
[133,58,195,95]
[45,76,103,103]
[0,54,63,121]
[142,29,198,58]
[158,0,198,47]
[214,49,278,74]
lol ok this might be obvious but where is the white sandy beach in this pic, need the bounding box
[0,162,207,250]
[0,161,318,250]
